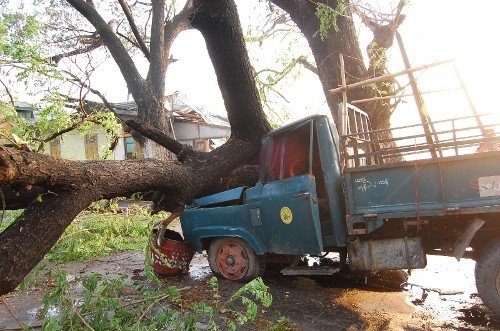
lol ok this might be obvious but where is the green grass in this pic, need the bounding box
[0,209,23,231]
[1,204,166,263]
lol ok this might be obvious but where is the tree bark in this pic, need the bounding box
[0,148,189,294]
[269,0,401,131]
[190,0,271,139]
[0,0,269,295]
[0,189,94,294]
[1,185,44,210]
[269,1,367,123]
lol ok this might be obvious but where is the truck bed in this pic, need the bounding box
[341,113,500,235]
[344,151,500,235]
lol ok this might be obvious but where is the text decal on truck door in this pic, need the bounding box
[478,176,500,197]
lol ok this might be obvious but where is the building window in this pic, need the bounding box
[124,136,143,159]
[85,134,98,160]
[18,109,34,120]
[50,137,61,157]
[193,139,207,152]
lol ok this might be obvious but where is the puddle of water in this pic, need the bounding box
[188,265,212,281]
[305,253,340,266]
[188,253,211,280]
[305,253,500,329]
[24,304,60,328]
[27,305,59,319]
[404,255,500,329]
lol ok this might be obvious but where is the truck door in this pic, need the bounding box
[259,120,323,255]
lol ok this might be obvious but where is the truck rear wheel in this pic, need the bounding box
[208,238,265,282]
[475,240,500,316]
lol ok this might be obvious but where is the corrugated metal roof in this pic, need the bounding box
[13,97,231,128]
[111,98,230,127]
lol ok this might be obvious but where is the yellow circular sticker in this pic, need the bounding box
[280,207,293,224]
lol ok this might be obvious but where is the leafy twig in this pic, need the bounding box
[73,305,95,331]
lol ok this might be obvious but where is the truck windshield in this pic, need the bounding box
[260,121,313,183]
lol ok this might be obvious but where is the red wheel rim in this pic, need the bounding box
[215,240,249,281]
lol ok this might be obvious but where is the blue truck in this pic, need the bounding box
[180,106,500,315]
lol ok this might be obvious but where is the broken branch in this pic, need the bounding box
[125,119,196,160]
[118,0,151,60]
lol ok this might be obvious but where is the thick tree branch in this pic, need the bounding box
[117,0,150,60]
[126,119,197,160]
[148,0,166,98]
[0,188,95,295]
[190,0,270,139]
[0,184,44,210]
[162,1,193,60]
[66,0,147,104]
[0,147,186,194]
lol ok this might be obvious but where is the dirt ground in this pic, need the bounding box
[1,248,499,331]
[1,218,499,330]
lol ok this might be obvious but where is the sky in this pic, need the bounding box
[85,0,500,130]
[6,0,500,130]
[386,1,500,128]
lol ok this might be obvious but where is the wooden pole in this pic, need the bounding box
[453,64,487,137]
[339,53,348,136]
[351,87,462,105]
[329,59,453,94]
[395,31,439,158]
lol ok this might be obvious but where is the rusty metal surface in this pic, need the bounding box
[344,152,500,234]
[281,266,340,276]
[348,237,426,272]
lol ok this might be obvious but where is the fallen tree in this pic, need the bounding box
[0,0,269,295]
[0,0,405,295]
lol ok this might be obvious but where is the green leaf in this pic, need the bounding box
[314,1,347,40]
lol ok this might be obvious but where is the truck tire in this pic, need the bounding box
[208,237,265,282]
[475,240,500,316]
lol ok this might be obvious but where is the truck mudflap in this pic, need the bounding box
[348,237,426,272]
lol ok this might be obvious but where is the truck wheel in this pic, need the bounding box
[208,238,265,282]
[475,240,500,315]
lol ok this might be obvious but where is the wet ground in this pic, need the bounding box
[1,249,499,330]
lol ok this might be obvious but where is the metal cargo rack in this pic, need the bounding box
[341,112,500,168]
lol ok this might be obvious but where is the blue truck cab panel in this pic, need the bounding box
[180,115,348,255]
[181,174,324,255]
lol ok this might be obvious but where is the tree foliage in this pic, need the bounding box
[0,10,121,152]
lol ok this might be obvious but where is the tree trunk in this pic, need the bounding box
[269,1,368,123]
[269,0,400,132]
[0,0,269,295]
[1,185,44,210]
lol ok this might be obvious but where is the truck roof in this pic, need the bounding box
[262,115,329,141]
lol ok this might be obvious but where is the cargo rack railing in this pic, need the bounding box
[341,112,500,168]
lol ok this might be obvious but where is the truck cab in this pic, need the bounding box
[181,115,348,280]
